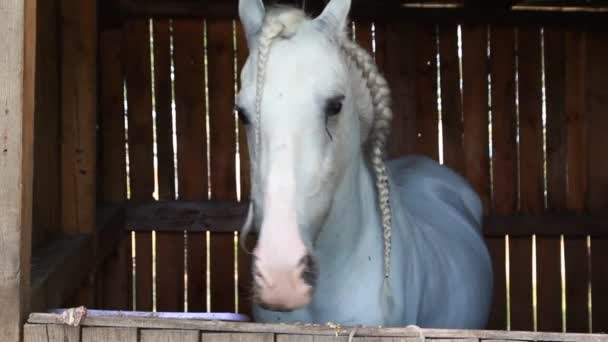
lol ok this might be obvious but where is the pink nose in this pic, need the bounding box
[254,255,317,312]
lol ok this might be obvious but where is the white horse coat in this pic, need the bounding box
[236,0,493,329]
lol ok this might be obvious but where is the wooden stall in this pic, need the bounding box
[2,0,608,341]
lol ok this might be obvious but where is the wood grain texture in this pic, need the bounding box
[141,329,199,342]
[152,18,184,313]
[99,29,130,311]
[32,0,61,247]
[47,325,81,342]
[438,24,465,176]
[586,30,608,334]
[208,19,238,313]
[377,21,417,158]
[124,19,155,311]
[24,324,48,342]
[82,327,138,342]
[544,28,567,212]
[461,24,490,213]
[0,0,33,339]
[485,237,507,330]
[489,26,517,216]
[564,29,589,334]
[172,19,208,312]
[205,332,275,342]
[60,0,97,234]
[414,23,439,160]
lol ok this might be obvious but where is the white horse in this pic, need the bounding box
[236,0,493,328]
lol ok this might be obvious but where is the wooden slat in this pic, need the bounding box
[489,26,517,216]
[355,21,374,55]
[438,24,465,176]
[544,28,567,212]
[124,19,155,311]
[141,329,199,342]
[586,30,608,335]
[152,18,184,313]
[208,19,238,313]
[378,21,417,158]
[485,237,507,330]
[564,29,589,334]
[205,332,275,342]
[236,22,254,317]
[537,237,562,332]
[28,313,608,342]
[461,24,490,213]
[47,325,81,342]
[60,0,97,234]
[32,0,61,248]
[414,23,439,160]
[0,0,34,339]
[24,324,48,342]
[172,19,208,312]
[82,327,138,342]
[99,29,130,311]
[510,26,543,332]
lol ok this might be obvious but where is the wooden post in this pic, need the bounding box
[0,0,36,340]
[60,0,97,234]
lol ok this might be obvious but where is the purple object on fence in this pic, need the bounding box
[49,309,251,322]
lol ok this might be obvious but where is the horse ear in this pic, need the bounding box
[313,0,352,36]
[239,0,266,43]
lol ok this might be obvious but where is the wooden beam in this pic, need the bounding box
[124,200,608,237]
[107,0,608,26]
[30,205,126,312]
[27,313,608,342]
[0,0,36,340]
[60,0,97,234]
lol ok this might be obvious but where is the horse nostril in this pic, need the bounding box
[299,254,318,287]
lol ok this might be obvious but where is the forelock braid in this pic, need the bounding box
[340,38,394,280]
[240,16,286,252]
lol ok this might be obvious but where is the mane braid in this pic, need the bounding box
[339,37,394,280]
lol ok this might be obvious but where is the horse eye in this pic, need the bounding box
[325,96,344,117]
[235,106,250,125]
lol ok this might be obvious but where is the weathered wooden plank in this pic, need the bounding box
[124,19,155,312]
[354,21,373,55]
[0,0,34,339]
[414,23,439,160]
[47,324,81,342]
[510,26,543,332]
[563,29,589,334]
[141,329,199,342]
[438,24,465,176]
[82,327,138,342]
[486,27,515,331]
[24,324,48,342]
[99,28,130,311]
[485,237,507,330]
[461,24,490,213]
[32,0,61,248]
[28,313,608,342]
[208,19,238,313]
[152,18,184,313]
[60,0,97,234]
[544,28,567,212]
[489,26,517,216]
[173,18,208,312]
[378,21,417,158]
[205,332,275,342]
[541,27,568,331]
[586,30,608,335]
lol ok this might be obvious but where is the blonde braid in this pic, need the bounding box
[340,38,394,280]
